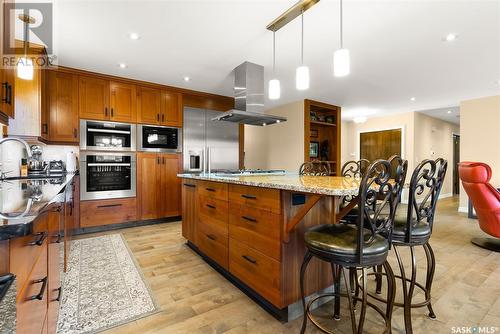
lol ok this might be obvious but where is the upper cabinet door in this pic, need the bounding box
[47,71,79,143]
[137,86,161,125]
[110,81,136,123]
[79,76,109,121]
[162,91,182,127]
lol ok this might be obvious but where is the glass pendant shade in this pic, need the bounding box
[296,65,310,90]
[17,57,34,80]
[268,79,281,100]
[333,48,350,77]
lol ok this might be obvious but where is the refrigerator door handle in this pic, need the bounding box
[207,146,211,175]
[202,147,206,174]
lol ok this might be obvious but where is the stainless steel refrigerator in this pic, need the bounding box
[183,107,239,173]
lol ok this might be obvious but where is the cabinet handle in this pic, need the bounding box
[1,82,7,103]
[162,157,165,164]
[55,286,62,302]
[29,276,48,301]
[105,107,108,117]
[97,204,122,209]
[157,156,160,164]
[157,114,160,122]
[206,234,216,241]
[183,183,196,188]
[162,114,165,122]
[55,233,63,244]
[73,128,77,138]
[242,216,257,223]
[111,108,114,117]
[242,255,257,264]
[206,204,216,209]
[241,194,257,200]
[42,123,48,135]
[205,188,215,192]
[6,84,12,105]
[28,232,47,246]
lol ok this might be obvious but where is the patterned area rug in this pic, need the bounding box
[57,234,159,334]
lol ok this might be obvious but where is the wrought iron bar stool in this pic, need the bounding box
[299,160,331,176]
[300,158,408,334]
[361,158,448,334]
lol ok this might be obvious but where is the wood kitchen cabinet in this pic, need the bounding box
[136,88,182,127]
[0,0,15,121]
[79,76,136,123]
[137,152,182,220]
[181,179,197,243]
[45,71,79,143]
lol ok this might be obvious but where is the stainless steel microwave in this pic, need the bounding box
[80,119,136,151]
[137,124,182,153]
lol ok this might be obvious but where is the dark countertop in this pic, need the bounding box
[0,174,75,241]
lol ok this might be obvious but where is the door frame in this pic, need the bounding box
[452,132,460,195]
[356,125,406,161]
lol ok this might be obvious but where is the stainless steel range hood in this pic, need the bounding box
[211,62,287,126]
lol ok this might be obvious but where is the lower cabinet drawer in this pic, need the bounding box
[198,196,228,232]
[197,221,228,270]
[10,228,48,292]
[16,242,48,334]
[229,238,281,307]
[228,203,281,261]
[80,198,137,227]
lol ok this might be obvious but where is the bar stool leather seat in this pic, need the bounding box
[392,215,431,242]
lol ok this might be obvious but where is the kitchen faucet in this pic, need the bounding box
[0,137,33,180]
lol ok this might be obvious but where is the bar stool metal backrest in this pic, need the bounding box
[404,158,448,243]
[356,158,408,265]
[299,161,331,176]
[341,159,371,179]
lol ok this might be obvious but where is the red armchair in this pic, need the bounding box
[459,162,500,251]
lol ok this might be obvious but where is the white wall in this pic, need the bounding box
[244,101,304,172]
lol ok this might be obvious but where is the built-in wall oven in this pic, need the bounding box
[137,124,181,153]
[80,119,136,151]
[80,152,136,200]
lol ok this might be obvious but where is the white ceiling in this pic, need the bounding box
[50,0,500,120]
[418,106,460,124]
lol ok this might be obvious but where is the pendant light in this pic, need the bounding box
[296,10,310,90]
[268,31,281,100]
[17,14,34,80]
[333,0,350,77]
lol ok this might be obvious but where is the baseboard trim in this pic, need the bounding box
[73,216,181,235]
[458,207,468,213]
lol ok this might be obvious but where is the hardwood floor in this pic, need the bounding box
[78,197,500,334]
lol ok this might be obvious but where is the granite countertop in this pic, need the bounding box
[0,174,75,241]
[177,173,361,196]
[0,274,16,333]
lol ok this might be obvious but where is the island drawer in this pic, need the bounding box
[199,196,229,231]
[197,221,228,270]
[10,215,49,292]
[16,240,48,334]
[197,181,228,201]
[228,203,281,261]
[80,198,137,227]
[228,185,281,214]
[229,238,281,308]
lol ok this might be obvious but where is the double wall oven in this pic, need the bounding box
[80,120,137,200]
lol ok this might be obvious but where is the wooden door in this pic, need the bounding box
[79,76,109,120]
[137,86,161,124]
[360,129,402,162]
[110,81,136,123]
[47,71,79,143]
[162,91,182,127]
[137,152,161,219]
[182,180,197,243]
[160,153,182,217]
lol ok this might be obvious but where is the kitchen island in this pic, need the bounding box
[178,173,361,320]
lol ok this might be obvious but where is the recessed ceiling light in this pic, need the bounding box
[447,110,452,114]
[353,116,367,124]
[129,33,140,40]
[410,97,416,101]
[119,63,127,69]
[183,76,190,82]
[444,33,458,42]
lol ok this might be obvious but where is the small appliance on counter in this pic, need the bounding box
[27,145,47,176]
[48,160,65,176]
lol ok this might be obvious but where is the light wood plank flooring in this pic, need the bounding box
[77,197,500,333]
